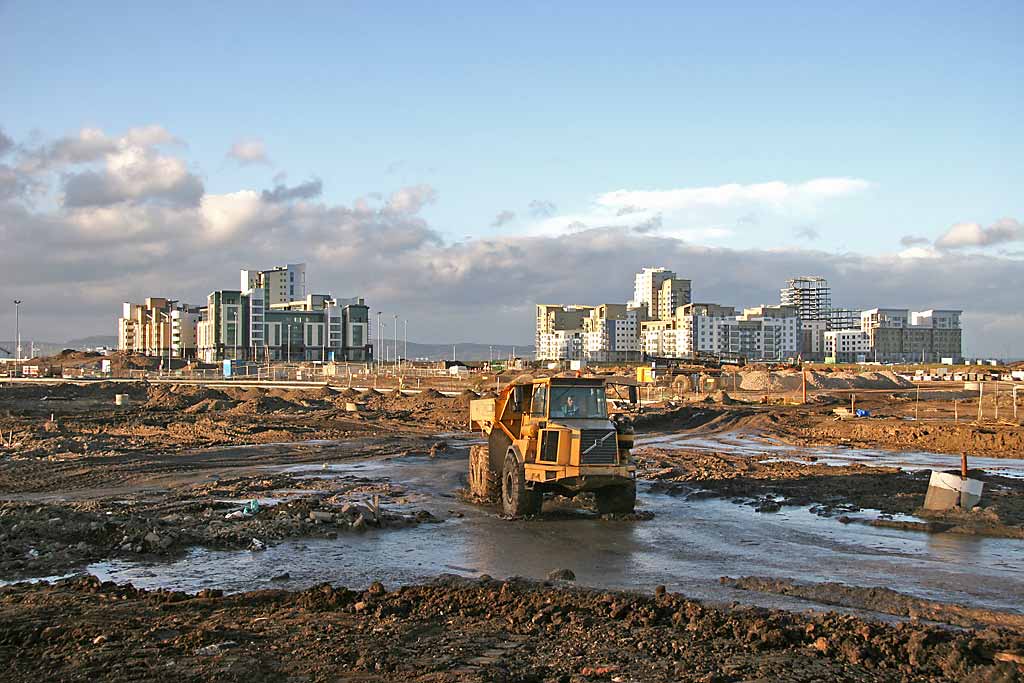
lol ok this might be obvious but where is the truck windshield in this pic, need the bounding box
[548,386,607,419]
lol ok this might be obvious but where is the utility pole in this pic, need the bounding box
[394,314,399,369]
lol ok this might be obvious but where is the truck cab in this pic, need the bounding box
[469,376,637,516]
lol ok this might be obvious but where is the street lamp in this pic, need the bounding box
[12,300,22,370]
[394,313,399,368]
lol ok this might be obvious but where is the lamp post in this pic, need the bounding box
[13,300,22,365]
[393,314,399,369]
[376,311,382,368]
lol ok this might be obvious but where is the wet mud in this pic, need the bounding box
[1,575,1022,682]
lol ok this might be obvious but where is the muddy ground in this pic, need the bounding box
[2,380,1024,680]
[1,575,1022,682]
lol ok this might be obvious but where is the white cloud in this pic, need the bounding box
[385,184,437,214]
[200,190,264,242]
[936,218,1023,249]
[227,139,270,166]
[595,177,870,212]
[898,245,942,260]
[524,177,870,242]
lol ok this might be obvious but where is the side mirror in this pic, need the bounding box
[628,386,638,404]
[512,385,524,412]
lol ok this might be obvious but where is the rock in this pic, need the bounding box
[270,572,290,582]
[92,634,108,645]
[367,581,386,596]
[354,601,368,612]
[248,538,266,552]
[309,510,334,523]
[196,641,238,656]
[547,568,576,581]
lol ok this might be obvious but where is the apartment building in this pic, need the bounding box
[824,329,871,363]
[121,264,370,363]
[196,284,371,363]
[118,298,200,359]
[734,305,801,360]
[583,304,641,362]
[241,264,307,306]
[676,303,737,356]
[860,308,962,362]
[629,267,691,321]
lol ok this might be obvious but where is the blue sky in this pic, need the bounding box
[1,2,1022,352]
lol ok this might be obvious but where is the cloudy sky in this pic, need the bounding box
[1,3,1021,356]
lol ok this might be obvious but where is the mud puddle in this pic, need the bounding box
[81,448,1024,616]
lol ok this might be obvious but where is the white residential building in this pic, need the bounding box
[629,267,691,321]
[824,329,871,363]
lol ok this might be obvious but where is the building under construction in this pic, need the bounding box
[780,276,832,322]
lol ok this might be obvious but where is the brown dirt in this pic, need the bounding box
[723,576,1024,633]
[0,575,1021,682]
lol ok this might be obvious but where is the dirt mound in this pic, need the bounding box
[183,398,235,414]
[713,390,735,405]
[225,396,294,416]
[452,389,480,407]
[222,387,265,401]
[413,388,448,405]
[143,385,194,410]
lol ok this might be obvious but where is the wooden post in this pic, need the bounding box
[977,382,983,422]
[994,382,999,421]
[961,453,968,478]
[801,366,807,405]
[954,400,958,423]
[850,394,855,413]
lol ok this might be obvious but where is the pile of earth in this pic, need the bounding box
[0,576,1020,681]
[738,370,914,393]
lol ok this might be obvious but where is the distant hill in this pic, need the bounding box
[375,340,534,362]
[0,340,65,358]
[64,335,117,349]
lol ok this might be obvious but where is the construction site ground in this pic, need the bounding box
[1,376,1022,681]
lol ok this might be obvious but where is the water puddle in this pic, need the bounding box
[83,448,1024,615]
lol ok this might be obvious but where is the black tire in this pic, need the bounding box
[594,480,637,514]
[502,451,542,517]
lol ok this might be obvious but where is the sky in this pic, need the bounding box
[1,2,1022,355]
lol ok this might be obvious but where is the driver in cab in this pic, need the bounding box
[558,395,580,417]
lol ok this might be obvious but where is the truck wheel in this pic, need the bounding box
[469,445,498,502]
[502,451,542,517]
[595,480,636,514]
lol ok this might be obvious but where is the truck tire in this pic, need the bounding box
[469,444,498,502]
[502,451,542,517]
[594,480,636,514]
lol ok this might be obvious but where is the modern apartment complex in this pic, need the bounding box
[118,298,202,359]
[858,308,962,363]
[534,268,965,364]
[118,264,372,363]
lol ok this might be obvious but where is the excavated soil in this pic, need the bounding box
[1,575,1021,682]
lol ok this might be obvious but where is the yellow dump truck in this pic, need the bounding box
[468,376,638,517]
